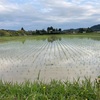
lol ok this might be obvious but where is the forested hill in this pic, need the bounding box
[91,24,100,31]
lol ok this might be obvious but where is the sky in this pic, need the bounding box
[0,0,100,30]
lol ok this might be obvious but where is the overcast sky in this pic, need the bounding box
[0,0,100,30]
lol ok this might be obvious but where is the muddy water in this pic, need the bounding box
[0,37,100,82]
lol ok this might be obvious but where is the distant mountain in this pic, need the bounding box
[91,24,100,31]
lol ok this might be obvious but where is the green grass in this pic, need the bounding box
[0,33,100,43]
[0,35,49,43]
[0,78,100,100]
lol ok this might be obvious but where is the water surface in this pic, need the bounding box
[0,36,100,82]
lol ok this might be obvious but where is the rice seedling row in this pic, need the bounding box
[0,37,100,82]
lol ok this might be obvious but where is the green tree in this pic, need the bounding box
[59,28,61,32]
[78,28,84,33]
[21,27,25,31]
[86,27,93,33]
[47,26,54,33]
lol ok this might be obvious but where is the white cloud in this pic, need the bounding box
[0,0,100,30]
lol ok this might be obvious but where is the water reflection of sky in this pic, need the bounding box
[0,37,100,82]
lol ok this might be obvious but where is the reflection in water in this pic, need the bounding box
[47,36,61,42]
[22,39,26,44]
[0,37,100,83]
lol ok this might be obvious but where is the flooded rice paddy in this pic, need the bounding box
[0,36,100,82]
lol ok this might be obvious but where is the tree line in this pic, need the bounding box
[0,26,98,36]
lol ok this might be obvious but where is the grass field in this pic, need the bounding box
[0,33,100,43]
[0,35,48,43]
[0,78,100,100]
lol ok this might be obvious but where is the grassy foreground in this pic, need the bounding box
[0,78,100,100]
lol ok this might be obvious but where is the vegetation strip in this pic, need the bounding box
[0,34,100,43]
[0,78,100,100]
